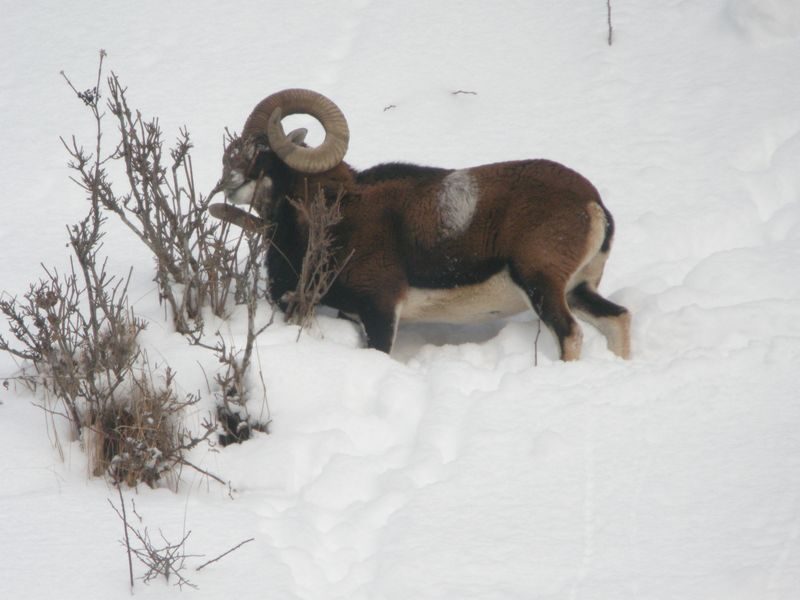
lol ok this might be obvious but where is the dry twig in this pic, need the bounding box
[283,185,353,332]
[109,490,254,589]
[195,538,255,572]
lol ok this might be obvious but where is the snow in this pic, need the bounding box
[2,1,800,598]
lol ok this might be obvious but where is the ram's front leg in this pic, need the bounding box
[357,298,400,353]
[337,258,406,353]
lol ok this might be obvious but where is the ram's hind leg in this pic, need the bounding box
[563,207,632,359]
[510,269,583,361]
[565,239,631,360]
[568,282,630,359]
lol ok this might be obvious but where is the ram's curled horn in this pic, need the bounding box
[242,88,350,174]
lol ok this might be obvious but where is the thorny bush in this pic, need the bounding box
[0,51,270,486]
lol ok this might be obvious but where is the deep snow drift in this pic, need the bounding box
[2,1,800,599]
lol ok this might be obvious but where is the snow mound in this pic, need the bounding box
[728,0,800,42]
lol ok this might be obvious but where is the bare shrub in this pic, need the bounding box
[212,329,272,447]
[109,487,197,589]
[0,207,216,487]
[93,363,215,487]
[58,51,272,449]
[61,52,269,338]
[0,208,143,434]
[209,180,350,342]
[207,242,272,447]
[187,209,274,445]
[281,185,353,331]
[109,487,254,591]
[2,52,279,485]
[0,51,277,483]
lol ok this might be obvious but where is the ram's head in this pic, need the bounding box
[210,89,350,212]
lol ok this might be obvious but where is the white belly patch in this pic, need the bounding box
[398,269,530,324]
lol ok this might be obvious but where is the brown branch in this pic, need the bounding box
[113,486,135,591]
[178,458,226,486]
[195,537,255,572]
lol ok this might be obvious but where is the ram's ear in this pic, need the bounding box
[287,128,308,146]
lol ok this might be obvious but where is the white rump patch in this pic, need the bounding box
[438,169,478,237]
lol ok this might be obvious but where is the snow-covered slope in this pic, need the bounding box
[2,1,799,598]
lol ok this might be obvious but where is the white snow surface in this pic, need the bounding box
[2,1,800,599]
